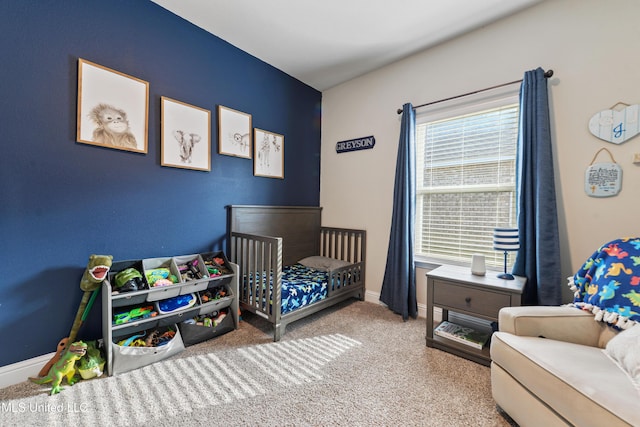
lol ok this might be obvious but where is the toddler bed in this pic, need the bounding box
[227,205,366,341]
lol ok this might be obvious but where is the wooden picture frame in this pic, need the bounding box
[161,96,211,172]
[76,58,149,153]
[253,128,284,179]
[217,105,252,158]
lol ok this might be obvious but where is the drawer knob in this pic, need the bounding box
[465,297,471,304]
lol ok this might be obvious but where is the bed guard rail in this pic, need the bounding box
[320,227,366,297]
[229,231,282,322]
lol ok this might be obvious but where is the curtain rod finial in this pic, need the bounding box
[544,69,554,78]
[397,108,403,115]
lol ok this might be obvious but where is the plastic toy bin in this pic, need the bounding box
[110,325,185,375]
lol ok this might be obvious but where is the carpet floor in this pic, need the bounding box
[0,300,516,426]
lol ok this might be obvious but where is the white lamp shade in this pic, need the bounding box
[493,228,519,251]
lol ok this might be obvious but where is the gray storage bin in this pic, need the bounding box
[197,285,234,315]
[143,257,182,301]
[111,325,185,375]
[112,291,147,308]
[173,254,211,294]
[108,260,149,307]
[112,318,159,337]
[201,251,234,288]
[178,308,234,347]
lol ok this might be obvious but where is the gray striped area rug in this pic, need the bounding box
[2,334,361,426]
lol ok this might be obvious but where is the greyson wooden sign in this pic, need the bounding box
[335,135,375,153]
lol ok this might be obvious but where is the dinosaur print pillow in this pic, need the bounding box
[568,237,640,329]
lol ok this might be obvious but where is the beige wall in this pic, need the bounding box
[320,0,640,314]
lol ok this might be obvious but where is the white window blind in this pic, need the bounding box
[415,96,519,268]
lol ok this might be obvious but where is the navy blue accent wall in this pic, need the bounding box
[0,1,321,366]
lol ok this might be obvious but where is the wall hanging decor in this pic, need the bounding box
[584,147,622,197]
[160,96,211,172]
[335,135,376,153]
[76,58,149,153]
[588,103,640,144]
[253,128,284,179]
[217,105,252,159]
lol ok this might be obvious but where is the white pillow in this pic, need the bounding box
[298,256,352,272]
[603,325,640,392]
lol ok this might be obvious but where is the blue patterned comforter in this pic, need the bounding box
[245,264,330,314]
[280,264,329,314]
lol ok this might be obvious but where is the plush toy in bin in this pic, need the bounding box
[114,268,145,293]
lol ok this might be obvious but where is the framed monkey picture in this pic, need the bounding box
[76,58,149,153]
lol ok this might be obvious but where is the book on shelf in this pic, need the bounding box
[433,321,491,350]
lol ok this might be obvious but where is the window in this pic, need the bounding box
[415,88,519,268]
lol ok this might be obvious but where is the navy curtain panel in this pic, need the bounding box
[380,102,417,320]
[512,68,562,306]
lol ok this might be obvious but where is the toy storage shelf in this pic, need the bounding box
[102,254,239,376]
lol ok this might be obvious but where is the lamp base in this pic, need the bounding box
[497,273,515,280]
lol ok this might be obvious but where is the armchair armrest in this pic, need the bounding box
[498,306,607,347]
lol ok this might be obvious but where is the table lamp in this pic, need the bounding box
[493,228,519,280]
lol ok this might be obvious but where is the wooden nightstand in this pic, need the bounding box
[426,264,526,366]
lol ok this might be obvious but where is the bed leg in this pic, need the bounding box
[273,323,284,342]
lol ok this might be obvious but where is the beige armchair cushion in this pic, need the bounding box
[498,306,618,348]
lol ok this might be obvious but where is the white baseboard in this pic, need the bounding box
[0,352,55,390]
[364,290,431,319]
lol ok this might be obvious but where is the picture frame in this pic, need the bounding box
[253,128,284,179]
[217,105,252,158]
[76,58,149,153]
[161,96,211,172]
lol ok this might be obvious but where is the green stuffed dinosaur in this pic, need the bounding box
[30,341,87,395]
[37,254,112,378]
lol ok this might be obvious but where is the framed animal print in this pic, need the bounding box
[160,96,211,172]
[253,128,284,179]
[76,58,149,153]
[218,105,252,159]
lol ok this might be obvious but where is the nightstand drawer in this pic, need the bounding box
[433,281,510,318]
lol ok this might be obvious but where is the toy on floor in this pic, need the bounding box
[30,341,87,395]
[77,340,105,379]
[38,254,112,377]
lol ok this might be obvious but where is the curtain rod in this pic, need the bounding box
[396,69,554,114]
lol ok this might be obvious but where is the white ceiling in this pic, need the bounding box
[151,0,542,91]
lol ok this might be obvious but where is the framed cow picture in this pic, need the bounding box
[160,96,211,171]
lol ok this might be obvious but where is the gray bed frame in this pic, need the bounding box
[227,205,366,341]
